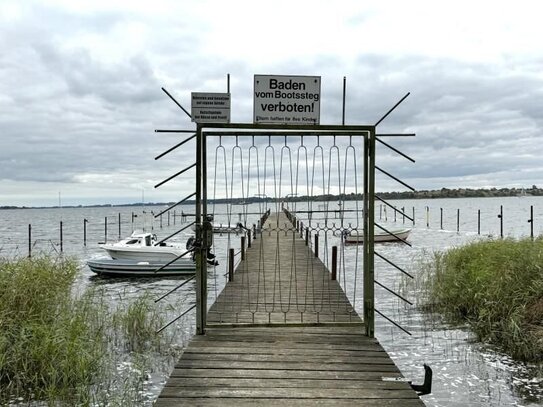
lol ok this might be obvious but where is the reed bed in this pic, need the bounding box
[0,255,185,405]
[421,237,543,362]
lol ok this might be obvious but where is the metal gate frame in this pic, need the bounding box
[194,123,376,337]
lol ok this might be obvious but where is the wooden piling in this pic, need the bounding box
[331,245,337,280]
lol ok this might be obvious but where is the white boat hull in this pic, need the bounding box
[100,245,185,262]
[344,228,411,244]
[87,259,195,277]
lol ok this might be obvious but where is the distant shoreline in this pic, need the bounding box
[2,186,541,210]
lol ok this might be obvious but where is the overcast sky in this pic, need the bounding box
[1,0,542,207]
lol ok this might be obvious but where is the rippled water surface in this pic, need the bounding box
[1,196,542,406]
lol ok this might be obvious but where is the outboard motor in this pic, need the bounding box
[186,236,196,251]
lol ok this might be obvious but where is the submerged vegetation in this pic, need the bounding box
[423,237,543,362]
[0,255,185,405]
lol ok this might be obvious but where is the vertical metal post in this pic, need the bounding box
[104,217,108,242]
[440,208,443,229]
[342,76,346,125]
[28,224,32,258]
[456,209,460,232]
[529,205,534,239]
[394,207,397,222]
[60,221,63,253]
[305,228,309,246]
[195,124,206,335]
[402,207,405,224]
[331,246,337,280]
[499,205,503,238]
[478,210,481,235]
[247,230,252,248]
[241,236,246,260]
[412,207,415,226]
[168,211,170,226]
[426,206,429,228]
[314,234,319,258]
[364,129,375,338]
[131,212,134,233]
[83,219,87,246]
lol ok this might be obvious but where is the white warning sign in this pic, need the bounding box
[191,92,231,123]
[253,75,321,125]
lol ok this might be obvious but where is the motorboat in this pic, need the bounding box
[87,259,195,277]
[100,231,189,262]
[343,227,411,244]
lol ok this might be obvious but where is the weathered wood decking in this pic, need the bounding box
[155,213,424,406]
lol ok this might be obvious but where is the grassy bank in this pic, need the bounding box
[424,237,543,362]
[0,255,184,405]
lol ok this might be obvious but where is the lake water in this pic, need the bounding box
[0,196,542,406]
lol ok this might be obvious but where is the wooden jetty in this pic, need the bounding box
[155,212,424,406]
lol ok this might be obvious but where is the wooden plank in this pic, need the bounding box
[155,399,425,407]
[167,368,404,380]
[164,377,413,390]
[158,387,420,399]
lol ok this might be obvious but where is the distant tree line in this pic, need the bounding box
[2,186,541,210]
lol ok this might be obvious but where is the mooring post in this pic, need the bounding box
[529,205,534,239]
[456,209,460,232]
[314,234,319,258]
[305,228,309,246]
[331,246,337,280]
[253,224,257,239]
[241,236,246,260]
[394,206,397,222]
[60,221,63,253]
[83,219,87,246]
[247,229,252,248]
[28,224,32,258]
[478,209,481,235]
[118,213,121,239]
[440,208,443,229]
[168,211,170,226]
[228,248,234,282]
[412,207,415,226]
[402,207,405,224]
[426,206,429,228]
[104,216,108,243]
[498,205,503,238]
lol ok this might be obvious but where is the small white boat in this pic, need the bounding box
[343,227,411,244]
[87,259,195,277]
[100,231,189,262]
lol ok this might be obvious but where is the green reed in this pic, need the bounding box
[422,237,543,362]
[0,255,185,405]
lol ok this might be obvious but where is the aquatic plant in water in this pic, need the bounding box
[0,255,185,405]
[423,237,543,362]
